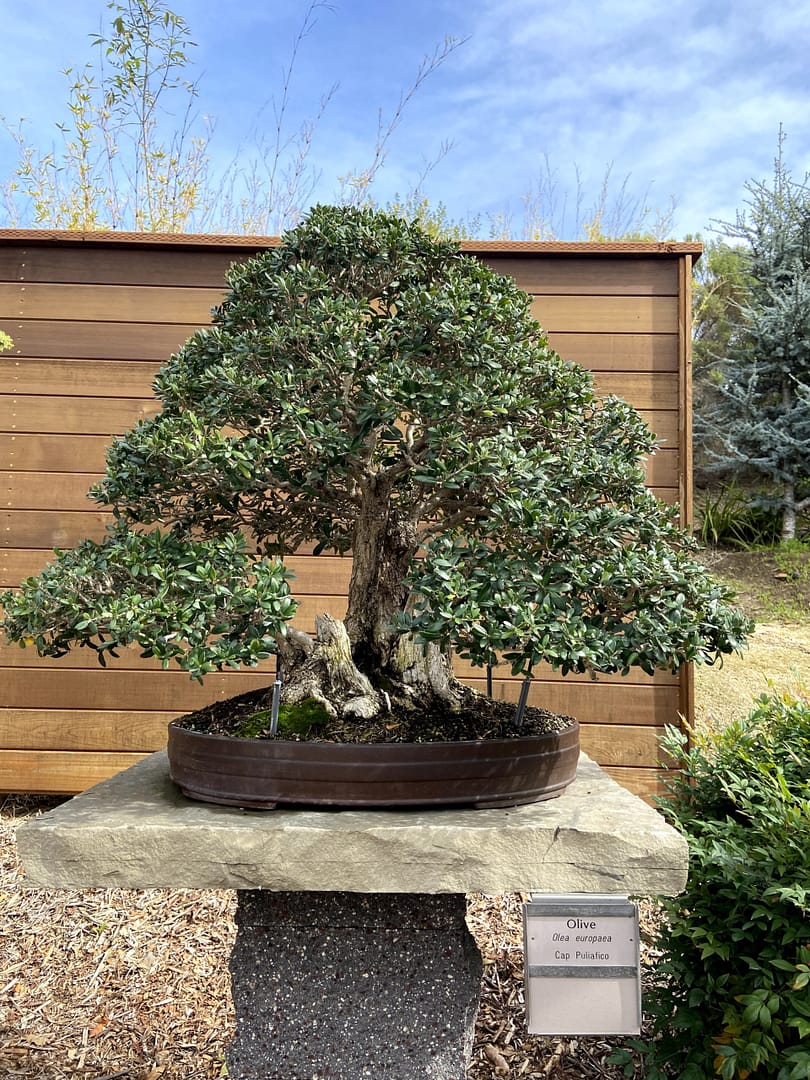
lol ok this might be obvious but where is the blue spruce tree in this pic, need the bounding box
[697,132,810,540]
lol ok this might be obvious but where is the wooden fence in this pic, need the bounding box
[0,231,701,798]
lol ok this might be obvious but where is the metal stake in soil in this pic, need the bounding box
[514,664,534,727]
[269,656,282,736]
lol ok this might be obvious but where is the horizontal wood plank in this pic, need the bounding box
[4,488,679,556]
[0,447,678,501]
[645,449,678,487]
[0,547,353,592]
[6,288,678,334]
[0,245,257,287]
[3,359,682,414]
[0,642,273,675]
[0,247,680,294]
[592,372,679,410]
[1,358,160,397]
[0,710,174,751]
[2,471,101,510]
[2,395,678,445]
[531,296,679,334]
[602,766,669,800]
[462,678,680,727]
[0,709,668,768]
[0,631,680,688]
[452,656,679,686]
[1,667,275,711]
[0,320,682,376]
[2,282,224,324]
[640,410,678,445]
[2,394,161,435]
[1,509,114,547]
[0,749,148,794]
[0,668,679,726]
[0,434,115,473]
[478,256,679,295]
[0,320,203,360]
[2,479,678,549]
[579,722,670,767]
[547,331,678,372]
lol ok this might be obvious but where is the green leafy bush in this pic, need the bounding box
[2,527,296,680]
[634,692,810,1078]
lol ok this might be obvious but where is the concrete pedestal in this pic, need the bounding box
[228,892,481,1080]
[17,751,688,1077]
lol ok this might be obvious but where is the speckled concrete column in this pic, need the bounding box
[226,890,483,1080]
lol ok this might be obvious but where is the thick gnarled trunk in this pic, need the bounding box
[277,615,381,719]
[278,480,460,720]
[342,476,416,673]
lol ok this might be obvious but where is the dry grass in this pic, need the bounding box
[694,621,810,733]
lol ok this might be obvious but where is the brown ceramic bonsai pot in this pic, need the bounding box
[166,719,580,810]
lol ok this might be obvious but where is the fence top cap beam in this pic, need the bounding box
[0,228,703,260]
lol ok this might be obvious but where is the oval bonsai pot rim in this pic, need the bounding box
[166,717,580,810]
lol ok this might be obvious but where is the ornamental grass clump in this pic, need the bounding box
[0,205,751,737]
[623,692,810,1079]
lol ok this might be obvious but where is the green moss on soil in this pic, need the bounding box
[231,698,331,739]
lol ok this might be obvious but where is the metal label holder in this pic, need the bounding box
[523,893,642,1035]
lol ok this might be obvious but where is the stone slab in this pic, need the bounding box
[17,751,688,895]
[227,892,481,1079]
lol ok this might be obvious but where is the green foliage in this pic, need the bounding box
[382,192,481,240]
[691,237,753,378]
[403,491,751,677]
[698,484,783,549]
[633,692,810,1078]
[0,527,296,681]
[0,331,13,352]
[1,205,751,690]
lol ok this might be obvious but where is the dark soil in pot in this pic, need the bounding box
[172,683,575,743]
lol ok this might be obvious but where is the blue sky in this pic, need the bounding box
[1,0,809,238]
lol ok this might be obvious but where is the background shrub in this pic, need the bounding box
[697,484,785,549]
[633,692,810,1079]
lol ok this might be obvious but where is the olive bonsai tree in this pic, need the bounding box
[1,206,750,737]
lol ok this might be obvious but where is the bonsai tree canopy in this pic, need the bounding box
[1,206,751,732]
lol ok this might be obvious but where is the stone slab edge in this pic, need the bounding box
[17,751,688,895]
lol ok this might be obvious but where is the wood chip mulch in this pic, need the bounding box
[1,796,655,1079]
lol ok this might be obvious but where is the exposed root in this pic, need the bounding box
[280,614,381,719]
[396,636,463,708]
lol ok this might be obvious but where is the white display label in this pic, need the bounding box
[526,912,638,969]
[523,895,641,1036]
